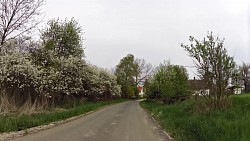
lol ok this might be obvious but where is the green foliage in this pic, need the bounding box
[41,18,83,58]
[146,61,189,104]
[128,86,135,97]
[115,54,138,98]
[140,94,250,141]
[181,32,235,109]
[115,54,152,98]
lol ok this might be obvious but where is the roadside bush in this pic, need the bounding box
[0,51,41,113]
[97,68,121,100]
[83,65,121,101]
[0,49,121,114]
[36,55,88,106]
[146,61,189,104]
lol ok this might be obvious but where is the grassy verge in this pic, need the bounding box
[0,99,126,133]
[140,94,250,141]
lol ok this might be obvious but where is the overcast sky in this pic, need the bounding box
[43,0,250,78]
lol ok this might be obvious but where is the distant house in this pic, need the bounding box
[227,78,244,94]
[227,85,244,94]
[188,78,208,90]
[188,77,210,96]
[189,77,245,95]
[137,85,144,97]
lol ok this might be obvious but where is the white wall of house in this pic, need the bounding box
[138,87,144,97]
[193,89,210,96]
[234,88,243,94]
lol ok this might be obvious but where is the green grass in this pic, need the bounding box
[140,94,250,141]
[0,99,126,133]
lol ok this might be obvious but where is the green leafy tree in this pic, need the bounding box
[115,54,137,98]
[146,61,189,104]
[41,18,83,58]
[115,54,153,98]
[181,32,235,109]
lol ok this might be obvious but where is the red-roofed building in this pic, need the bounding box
[137,85,144,97]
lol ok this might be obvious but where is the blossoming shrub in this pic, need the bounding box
[0,50,121,113]
[86,66,121,101]
[0,18,121,113]
[0,51,41,113]
[37,56,88,106]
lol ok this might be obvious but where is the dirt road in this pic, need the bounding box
[10,101,170,141]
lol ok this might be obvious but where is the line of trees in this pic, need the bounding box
[0,1,121,114]
[114,54,190,104]
[143,32,249,110]
[0,0,249,114]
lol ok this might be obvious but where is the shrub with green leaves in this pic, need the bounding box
[41,18,83,58]
[146,61,189,104]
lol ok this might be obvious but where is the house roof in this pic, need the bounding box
[188,79,209,90]
[137,86,143,91]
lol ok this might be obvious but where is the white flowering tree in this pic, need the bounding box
[0,18,121,113]
[81,65,120,101]
[0,51,41,112]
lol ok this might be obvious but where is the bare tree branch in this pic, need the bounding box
[134,58,153,85]
[0,0,44,52]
